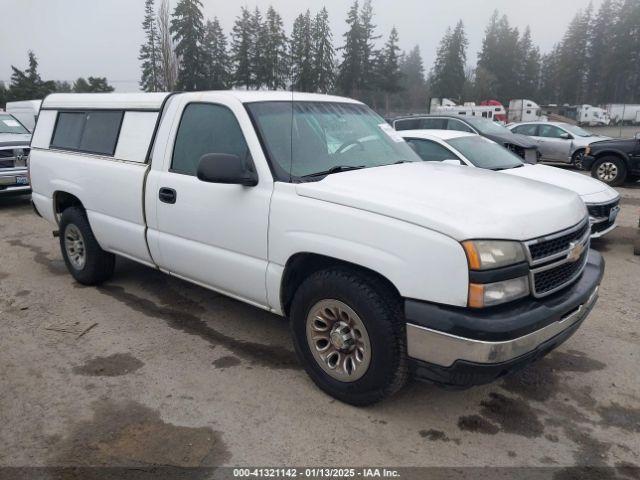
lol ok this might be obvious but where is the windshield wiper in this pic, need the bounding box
[301,165,366,179]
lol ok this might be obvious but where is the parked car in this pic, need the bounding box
[393,114,539,163]
[30,92,604,405]
[581,134,640,186]
[399,130,620,238]
[0,112,32,196]
[507,121,609,168]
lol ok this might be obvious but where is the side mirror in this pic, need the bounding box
[560,132,572,140]
[442,159,463,166]
[197,153,258,186]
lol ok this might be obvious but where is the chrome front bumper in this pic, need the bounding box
[407,287,599,368]
[0,169,30,195]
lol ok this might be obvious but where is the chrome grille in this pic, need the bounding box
[0,148,29,169]
[525,218,590,297]
[587,200,619,219]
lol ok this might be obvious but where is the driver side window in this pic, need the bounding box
[538,125,566,139]
[407,139,458,162]
[446,119,474,133]
[172,103,250,176]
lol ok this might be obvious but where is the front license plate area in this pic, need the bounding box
[16,176,29,185]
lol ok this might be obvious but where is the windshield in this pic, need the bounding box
[463,117,511,136]
[446,136,524,170]
[0,114,29,135]
[246,101,421,181]
[561,124,592,137]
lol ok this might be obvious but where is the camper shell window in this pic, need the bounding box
[51,110,124,156]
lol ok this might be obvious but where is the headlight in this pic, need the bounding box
[585,146,591,156]
[468,276,530,308]
[462,240,526,270]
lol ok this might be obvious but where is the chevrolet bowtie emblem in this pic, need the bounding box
[567,241,584,263]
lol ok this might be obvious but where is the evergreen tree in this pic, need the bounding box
[202,18,230,90]
[262,6,289,90]
[72,77,114,93]
[555,7,591,104]
[231,7,254,89]
[359,0,380,97]
[539,45,561,103]
[171,0,206,91]
[477,12,520,102]
[376,27,402,114]
[54,81,72,93]
[312,7,335,93]
[586,0,618,103]
[158,0,178,91]
[8,51,56,100]
[139,0,162,92]
[610,0,640,103]
[249,7,266,89]
[290,10,314,91]
[337,1,364,98]
[0,82,7,108]
[397,46,427,112]
[516,27,541,99]
[470,66,498,102]
[429,21,468,100]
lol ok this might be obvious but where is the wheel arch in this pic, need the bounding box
[279,252,401,318]
[593,149,629,165]
[52,191,85,223]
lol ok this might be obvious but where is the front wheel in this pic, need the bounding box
[592,156,627,187]
[572,149,586,170]
[290,268,408,406]
[59,207,115,285]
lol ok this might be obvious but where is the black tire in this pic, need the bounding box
[572,149,586,170]
[59,207,115,285]
[289,267,408,406]
[591,156,627,187]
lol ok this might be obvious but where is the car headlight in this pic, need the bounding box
[462,240,529,308]
[468,276,530,308]
[462,240,526,270]
[585,146,591,156]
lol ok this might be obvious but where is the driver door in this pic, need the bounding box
[145,94,273,308]
[535,124,573,162]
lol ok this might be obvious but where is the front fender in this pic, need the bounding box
[267,185,470,314]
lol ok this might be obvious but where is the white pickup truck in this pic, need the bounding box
[29,91,604,405]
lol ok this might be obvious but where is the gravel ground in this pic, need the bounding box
[0,180,639,477]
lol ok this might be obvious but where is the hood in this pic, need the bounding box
[589,137,637,151]
[502,164,619,202]
[295,162,587,241]
[0,133,31,147]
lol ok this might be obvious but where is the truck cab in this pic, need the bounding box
[29,92,604,405]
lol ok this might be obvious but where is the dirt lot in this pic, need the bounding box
[0,179,639,476]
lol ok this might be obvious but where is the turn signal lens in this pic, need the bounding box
[468,283,485,308]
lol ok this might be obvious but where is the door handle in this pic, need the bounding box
[159,187,177,204]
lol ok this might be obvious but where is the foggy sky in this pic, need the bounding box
[1,0,603,92]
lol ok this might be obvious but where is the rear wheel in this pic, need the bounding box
[59,207,115,285]
[289,268,408,405]
[591,156,627,186]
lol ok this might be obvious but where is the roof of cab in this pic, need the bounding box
[41,90,361,111]
[398,129,477,141]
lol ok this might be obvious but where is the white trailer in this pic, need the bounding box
[429,98,506,122]
[508,99,545,123]
[605,104,640,125]
[577,105,610,126]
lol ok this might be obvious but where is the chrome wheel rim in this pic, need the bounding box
[305,299,371,382]
[64,224,86,270]
[597,162,618,182]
